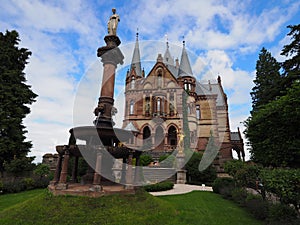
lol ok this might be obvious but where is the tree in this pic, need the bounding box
[185,152,217,184]
[281,24,300,89]
[0,30,37,174]
[251,47,282,111]
[245,82,300,167]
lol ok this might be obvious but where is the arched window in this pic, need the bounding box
[130,100,134,115]
[143,126,151,147]
[184,79,188,90]
[157,97,161,113]
[131,76,135,89]
[196,105,201,119]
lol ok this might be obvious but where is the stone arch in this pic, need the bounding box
[142,125,152,148]
[167,125,178,147]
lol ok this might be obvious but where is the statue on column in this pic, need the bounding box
[107,8,120,35]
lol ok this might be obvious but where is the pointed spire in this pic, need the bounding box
[178,40,193,77]
[163,36,174,66]
[130,31,142,77]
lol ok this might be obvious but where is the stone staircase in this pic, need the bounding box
[141,167,176,183]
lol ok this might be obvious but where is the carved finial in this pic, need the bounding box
[136,28,139,39]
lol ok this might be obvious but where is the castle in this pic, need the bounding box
[122,34,245,170]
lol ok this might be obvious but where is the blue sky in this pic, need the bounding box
[1,0,299,162]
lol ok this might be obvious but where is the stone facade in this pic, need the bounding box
[122,37,243,171]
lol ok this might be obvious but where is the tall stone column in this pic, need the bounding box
[125,153,133,189]
[51,153,63,185]
[92,152,103,192]
[94,35,124,128]
[56,150,70,189]
[71,156,79,183]
[134,153,142,185]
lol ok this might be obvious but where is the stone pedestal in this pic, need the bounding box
[176,170,187,184]
[176,151,186,184]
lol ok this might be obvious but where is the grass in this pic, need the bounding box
[0,189,44,211]
[0,189,263,225]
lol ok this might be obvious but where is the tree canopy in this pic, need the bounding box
[245,24,300,168]
[0,30,37,173]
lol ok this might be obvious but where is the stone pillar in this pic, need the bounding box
[56,150,70,189]
[94,35,124,127]
[176,151,186,184]
[71,156,79,183]
[93,152,102,185]
[125,153,133,189]
[92,152,103,192]
[134,153,142,185]
[51,153,63,185]
[120,157,127,184]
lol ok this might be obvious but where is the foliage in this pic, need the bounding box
[0,30,37,173]
[260,168,300,211]
[231,187,248,205]
[244,25,300,168]
[244,82,300,167]
[0,190,263,225]
[143,181,174,192]
[281,24,300,89]
[34,163,50,178]
[185,151,217,185]
[224,160,261,189]
[139,154,153,166]
[268,203,300,225]
[245,194,269,220]
[67,157,89,177]
[212,177,235,198]
[4,156,35,176]
[251,47,282,110]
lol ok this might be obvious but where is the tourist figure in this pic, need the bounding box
[107,8,120,35]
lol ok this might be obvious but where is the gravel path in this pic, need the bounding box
[149,184,213,196]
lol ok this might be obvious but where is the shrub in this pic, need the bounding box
[231,188,248,206]
[268,203,299,225]
[186,152,217,185]
[212,177,235,198]
[140,154,153,166]
[144,181,174,192]
[22,177,35,190]
[159,154,175,168]
[245,194,269,220]
[2,180,26,193]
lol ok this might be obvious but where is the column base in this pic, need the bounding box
[55,183,68,190]
[89,185,103,192]
[176,170,187,184]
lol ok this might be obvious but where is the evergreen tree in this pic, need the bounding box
[281,24,300,89]
[251,47,282,111]
[0,30,37,174]
[245,82,300,167]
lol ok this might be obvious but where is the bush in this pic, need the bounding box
[245,194,269,220]
[22,178,35,190]
[144,181,174,192]
[268,203,299,225]
[212,177,235,198]
[186,152,217,185]
[231,188,248,206]
[159,154,175,168]
[140,154,153,166]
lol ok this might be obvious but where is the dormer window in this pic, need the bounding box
[184,79,189,91]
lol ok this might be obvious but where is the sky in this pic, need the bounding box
[0,0,299,162]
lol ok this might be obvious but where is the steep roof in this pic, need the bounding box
[178,41,193,77]
[195,82,226,107]
[130,33,142,77]
[163,41,174,67]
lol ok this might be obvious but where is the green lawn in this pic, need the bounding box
[0,189,44,211]
[0,189,262,225]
